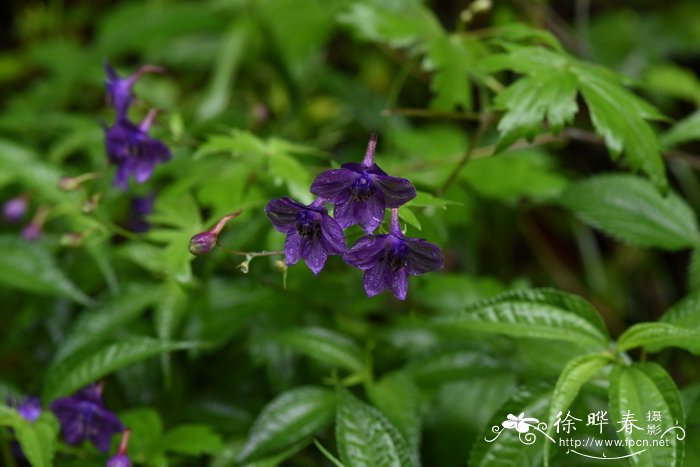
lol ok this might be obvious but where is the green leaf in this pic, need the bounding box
[425,34,473,111]
[155,281,189,386]
[645,64,700,105]
[609,363,685,467]
[274,327,365,374]
[576,65,667,190]
[367,372,422,450]
[660,290,700,329]
[404,348,507,386]
[398,207,421,231]
[55,284,162,361]
[336,389,419,467]
[314,439,347,467]
[469,383,552,467]
[688,247,700,293]
[662,110,700,149]
[434,288,609,349]
[43,337,199,402]
[0,235,91,305]
[237,386,336,463]
[462,149,568,203]
[494,70,578,149]
[544,353,611,465]
[161,424,224,455]
[0,408,59,467]
[617,323,700,355]
[558,174,698,250]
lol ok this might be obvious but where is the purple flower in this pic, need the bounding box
[107,430,132,467]
[310,135,416,233]
[127,195,154,233]
[3,196,28,222]
[16,397,42,422]
[104,60,163,119]
[344,209,443,300]
[104,109,171,190]
[265,197,346,274]
[50,383,124,453]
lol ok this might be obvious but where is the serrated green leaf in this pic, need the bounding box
[336,389,419,467]
[404,348,507,386]
[609,363,685,467]
[425,34,473,111]
[161,424,224,455]
[469,383,552,467]
[368,372,422,451]
[55,284,162,361]
[662,110,700,149]
[44,337,200,402]
[274,327,365,374]
[617,323,700,355]
[660,290,700,330]
[0,235,91,305]
[434,288,609,349]
[558,174,698,250]
[544,353,611,465]
[237,386,336,463]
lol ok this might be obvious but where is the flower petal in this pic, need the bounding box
[405,238,444,275]
[265,197,303,233]
[284,231,303,265]
[515,422,530,433]
[353,193,386,233]
[310,169,358,201]
[319,215,347,255]
[502,420,517,429]
[89,406,124,452]
[362,262,390,297]
[372,174,416,208]
[344,235,388,270]
[388,266,409,300]
[332,197,356,229]
[302,237,328,275]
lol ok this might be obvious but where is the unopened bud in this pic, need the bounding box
[58,173,98,191]
[188,232,217,256]
[60,232,84,247]
[82,193,101,214]
[3,196,28,222]
[274,260,287,272]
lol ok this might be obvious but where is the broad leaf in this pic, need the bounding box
[336,389,419,467]
[44,337,199,401]
[161,424,225,455]
[0,407,59,467]
[237,386,336,463]
[0,235,91,305]
[274,327,365,374]
[609,363,685,467]
[404,348,507,386]
[425,34,474,111]
[368,372,422,451]
[544,353,611,465]
[662,109,700,149]
[559,175,698,250]
[617,323,700,355]
[661,290,700,330]
[434,288,609,349]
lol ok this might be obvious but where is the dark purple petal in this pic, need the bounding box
[344,235,389,270]
[331,197,355,229]
[339,162,367,174]
[319,215,346,255]
[372,174,416,208]
[310,169,358,201]
[89,406,124,452]
[353,194,386,233]
[405,238,444,275]
[362,261,390,297]
[3,196,28,223]
[284,231,303,265]
[302,237,328,275]
[107,454,131,467]
[265,197,304,233]
[17,397,41,422]
[388,266,409,300]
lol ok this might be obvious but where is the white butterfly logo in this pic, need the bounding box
[501,413,539,433]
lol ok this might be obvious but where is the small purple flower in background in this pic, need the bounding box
[265,197,346,274]
[310,134,416,233]
[21,206,48,241]
[104,109,171,190]
[16,397,42,422]
[50,383,124,453]
[3,195,28,223]
[104,60,163,119]
[127,195,154,233]
[107,430,132,467]
[344,208,443,300]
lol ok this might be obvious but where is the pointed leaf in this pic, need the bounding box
[274,327,365,374]
[368,372,422,451]
[617,323,700,355]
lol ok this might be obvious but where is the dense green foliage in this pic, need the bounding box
[2,0,700,466]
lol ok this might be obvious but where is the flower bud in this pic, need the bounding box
[3,196,28,222]
[107,430,131,467]
[188,232,217,256]
[58,173,98,191]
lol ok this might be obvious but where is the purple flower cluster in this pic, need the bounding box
[265,135,443,300]
[103,60,170,190]
[9,383,129,465]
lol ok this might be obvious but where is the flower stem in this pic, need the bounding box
[362,134,378,167]
[389,208,401,236]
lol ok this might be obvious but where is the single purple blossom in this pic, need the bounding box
[107,430,131,467]
[16,397,42,422]
[50,383,124,453]
[104,60,163,119]
[310,135,416,233]
[3,196,28,222]
[344,208,443,300]
[104,109,171,190]
[127,195,154,233]
[265,197,346,274]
